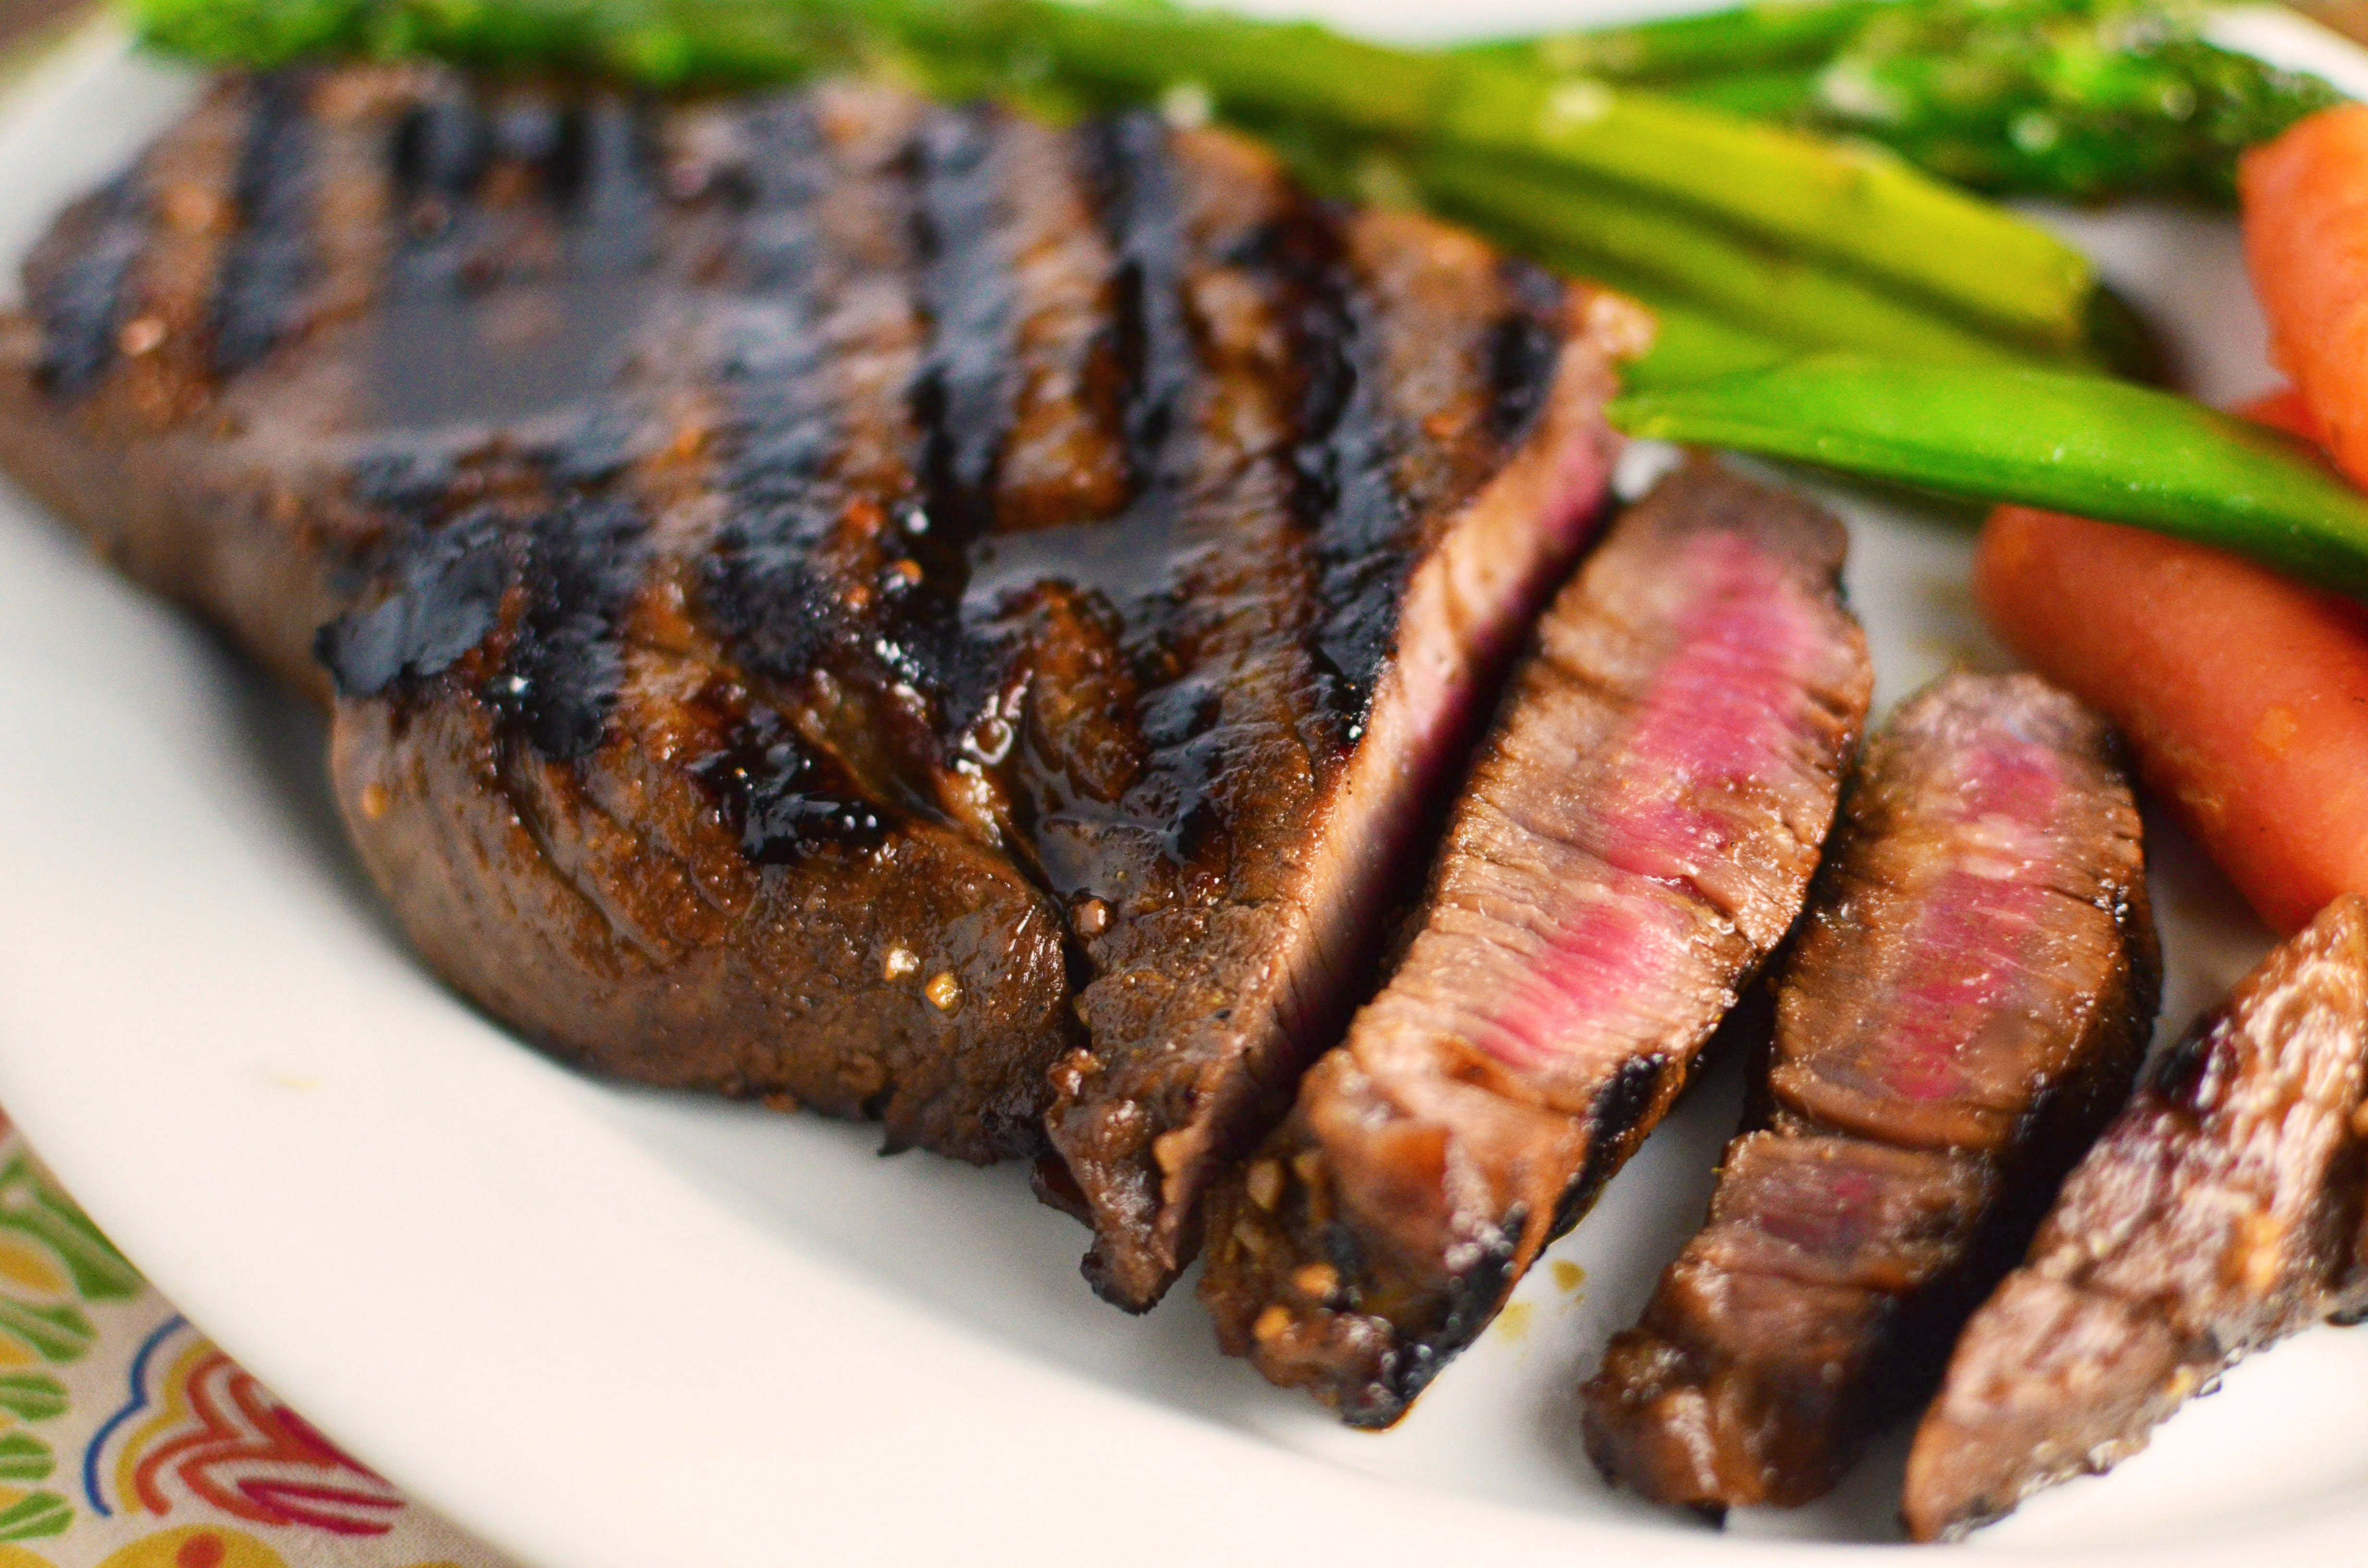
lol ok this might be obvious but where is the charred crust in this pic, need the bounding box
[1078,110,1194,512]
[210,72,320,377]
[684,691,894,862]
[27,172,148,398]
[1482,254,1567,449]
[496,495,648,760]
[908,101,1017,551]
[321,494,648,765]
[1560,1053,1674,1234]
[316,508,515,698]
[1353,1206,1524,1428]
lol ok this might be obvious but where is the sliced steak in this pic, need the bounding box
[1584,673,2160,1513]
[1904,893,2368,1541]
[0,74,1637,1196]
[1197,460,1872,1425]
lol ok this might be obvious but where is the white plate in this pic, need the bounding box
[0,10,2362,1566]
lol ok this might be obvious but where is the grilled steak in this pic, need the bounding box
[1197,460,1872,1426]
[0,75,1635,1224]
[1904,893,2368,1541]
[1584,673,2160,1513]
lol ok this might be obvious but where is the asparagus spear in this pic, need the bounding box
[1661,66,1823,119]
[1464,0,1884,84]
[1414,150,2080,370]
[123,0,2105,355]
[993,5,2099,349]
[1476,0,2348,205]
[1812,23,2346,203]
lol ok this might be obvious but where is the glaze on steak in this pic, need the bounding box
[1584,673,2159,1513]
[1905,894,2368,1541]
[1197,461,1871,1425]
[0,74,1635,1234]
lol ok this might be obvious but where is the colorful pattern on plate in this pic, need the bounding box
[0,1113,509,1566]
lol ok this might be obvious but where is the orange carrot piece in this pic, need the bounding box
[2235,386,2326,447]
[1976,504,2368,934]
[2242,105,2368,490]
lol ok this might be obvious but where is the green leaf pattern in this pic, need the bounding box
[0,1147,156,1543]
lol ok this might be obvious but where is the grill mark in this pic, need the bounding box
[687,695,894,862]
[692,95,990,832]
[698,99,861,688]
[493,495,651,760]
[392,95,489,208]
[563,99,658,270]
[31,173,147,397]
[1257,204,1408,733]
[1485,256,1567,448]
[315,508,513,698]
[210,73,320,376]
[1083,111,1196,517]
[960,113,1199,629]
[870,103,1040,735]
[322,493,650,759]
[375,88,662,429]
[909,103,1017,554]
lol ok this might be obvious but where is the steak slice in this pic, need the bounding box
[1584,673,2160,1513]
[1904,893,2368,1542]
[0,73,1637,1193]
[1197,460,1872,1425]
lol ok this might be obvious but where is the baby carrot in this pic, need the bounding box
[1976,503,2368,933]
[2238,386,2326,447]
[2242,105,2368,490]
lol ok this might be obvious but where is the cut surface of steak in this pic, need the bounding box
[1197,460,1872,1425]
[0,72,1635,1185]
[1584,673,2160,1513]
[1904,893,2368,1542]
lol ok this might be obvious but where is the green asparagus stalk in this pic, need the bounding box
[122,0,2106,356]
[1480,0,2349,205]
[1660,66,1824,119]
[1611,354,2368,597]
[1461,0,1885,84]
[1810,24,2346,203]
[982,6,2099,350]
[1414,150,2081,370]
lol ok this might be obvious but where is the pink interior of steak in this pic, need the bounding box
[1197,460,1870,1425]
[1478,525,1854,1069]
[1585,672,2158,1513]
[1772,682,2153,1152]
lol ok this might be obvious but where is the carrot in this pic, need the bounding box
[2235,386,2326,447]
[1976,503,2368,933]
[2242,105,2368,490]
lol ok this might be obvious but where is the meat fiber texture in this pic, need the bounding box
[0,71,1639,1272]
[1197,459,1873,1427]
[1584,673,2160,1513]
[1904,893,2368,1541]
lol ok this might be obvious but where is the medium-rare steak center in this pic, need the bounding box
[1199,461,1872,1426]
[0,69,1636,1285]
[1585,672,2160,1514]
